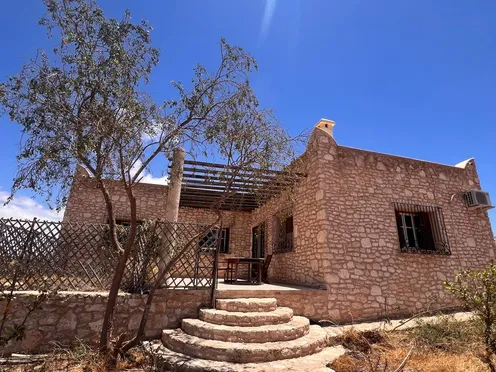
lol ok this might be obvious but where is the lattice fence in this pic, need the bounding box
[0,218,218,292]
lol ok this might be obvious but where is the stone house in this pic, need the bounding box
[63,119,495,322]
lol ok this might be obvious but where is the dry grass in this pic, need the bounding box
[384,348,487,372]
[331,315,490,372]
[0,342,152,371]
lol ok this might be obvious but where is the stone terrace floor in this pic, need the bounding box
[216,280,323,292]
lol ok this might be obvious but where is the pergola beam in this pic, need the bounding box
[173,159,306,177]
[180,167,299,183]
[176,159,305,211]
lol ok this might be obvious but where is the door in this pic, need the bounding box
[251,223,266,258]
[251,223,266,281]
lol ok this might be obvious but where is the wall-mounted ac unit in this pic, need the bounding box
[464,190,493,209]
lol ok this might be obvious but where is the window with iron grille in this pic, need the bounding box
[198,228,230,253]
[393,202,450,255]
[274,215,293,254]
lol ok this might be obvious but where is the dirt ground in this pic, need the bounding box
[1,315,490,372]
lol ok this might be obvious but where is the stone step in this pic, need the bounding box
[216,297,277,312]
[161,325,329,363]
[199,307,293,327]
[148,341,346,371]
[182,316,310,343]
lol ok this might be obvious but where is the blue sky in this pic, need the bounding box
[0,0,494,228]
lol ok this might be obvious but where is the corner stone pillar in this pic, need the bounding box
[165,148,185,222]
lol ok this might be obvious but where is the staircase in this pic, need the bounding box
[149,297,345,371]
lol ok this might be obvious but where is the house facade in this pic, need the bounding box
[64,119,495,321]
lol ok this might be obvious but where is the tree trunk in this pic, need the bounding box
[120,214,221,354]
[99,181,138,357]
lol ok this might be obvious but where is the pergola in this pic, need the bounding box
[170,159,306,211]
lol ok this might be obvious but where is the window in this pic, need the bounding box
[198,228,230,253]
[109,219,144,242]
[396,213,432,250]
[274,215,293,253]
[115,219,143,227]
[393,202,450,255]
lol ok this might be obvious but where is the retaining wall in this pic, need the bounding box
[0,289,210,355]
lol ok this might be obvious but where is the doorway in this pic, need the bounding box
[251,223,266,259]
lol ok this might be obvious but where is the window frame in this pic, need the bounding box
[393,202,450,255]
[198,227,230,254]
[114,219,144,227]
[219,228,230,254]
[274,214,294,254]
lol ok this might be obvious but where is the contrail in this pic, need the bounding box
[260,0,277,41]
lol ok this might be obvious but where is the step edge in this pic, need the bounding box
[162,325,328,351]
[147,341,347,372]
[200,306,293,316]
[181,317,310,342]
[215,297,278,302]
[161,326,329,363]
[198,307,294,326]
[182,315,309,331]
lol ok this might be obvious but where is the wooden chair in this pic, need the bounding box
[262,254,272,283]
[218,260,234,282]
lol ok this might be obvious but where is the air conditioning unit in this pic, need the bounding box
[464,190,493,209]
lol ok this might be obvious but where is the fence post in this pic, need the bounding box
[23,218,38,287]
[210,225,221,308]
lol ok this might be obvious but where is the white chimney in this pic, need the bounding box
[315,118,336,137]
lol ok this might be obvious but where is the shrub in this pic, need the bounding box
[444,264,496,371]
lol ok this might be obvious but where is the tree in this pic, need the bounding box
[444,264,496,371]
[0,0,298,363]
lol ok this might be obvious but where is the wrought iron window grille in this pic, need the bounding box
[392,202,451,255]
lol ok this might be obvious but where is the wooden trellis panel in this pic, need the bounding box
[0,218,218,292]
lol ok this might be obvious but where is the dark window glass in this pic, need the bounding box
[396,214,406,248]
[220,228,230,253]
[199,228,230,253]
[114,219,143,227]
[396,211,435,251]
[404,215,412,228]
[406,228,416,248]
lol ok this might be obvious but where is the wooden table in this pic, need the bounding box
[224,257,264,285]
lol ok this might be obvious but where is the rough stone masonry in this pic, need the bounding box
[62,119,496,322]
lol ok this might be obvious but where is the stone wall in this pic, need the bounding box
[250,154,327,286]
[63,166,170,223]
[308,127,495,322]
[248,126,494,322]
[0,289,210,355]
[60,125,496,323]
[63,168,252,263]
[178,207,251,259]
[178,207,252,278]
